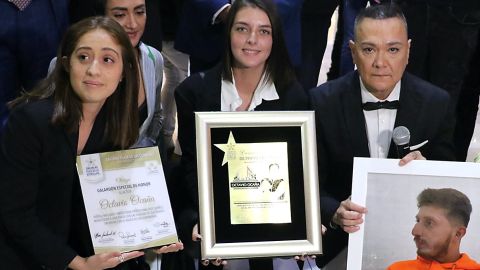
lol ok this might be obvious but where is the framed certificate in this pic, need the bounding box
[348,158,480,270]
[76,146,178,254]
[195,111,322,260]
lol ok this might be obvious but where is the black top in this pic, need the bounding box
[0,99,114,269]
[174,64,309,258]
[139,99,148,127]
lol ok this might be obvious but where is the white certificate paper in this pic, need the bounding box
[76,147,177,254]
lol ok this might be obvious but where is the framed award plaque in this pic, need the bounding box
[195,111,322,260]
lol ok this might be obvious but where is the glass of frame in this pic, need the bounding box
[195,111,322,260]
[347,157,480,270]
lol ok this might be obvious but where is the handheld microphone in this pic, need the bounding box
[393,126,411,158]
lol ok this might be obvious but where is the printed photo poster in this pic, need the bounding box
[347,158,480,270]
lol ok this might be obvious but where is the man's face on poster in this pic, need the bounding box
[411,205,460,262]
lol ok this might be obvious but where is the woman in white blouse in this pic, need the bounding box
[173,1,309,270]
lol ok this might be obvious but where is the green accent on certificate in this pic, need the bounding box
[76,146,177,254]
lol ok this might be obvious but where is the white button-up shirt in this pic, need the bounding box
[221,72,279,112]
[360,79,401,158]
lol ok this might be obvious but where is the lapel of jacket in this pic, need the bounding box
[342,72,370,157]
[62,128,79,163]
[387,73,422,158]
[202,65,223,111]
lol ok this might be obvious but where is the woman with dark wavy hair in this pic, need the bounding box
[174,1,308,269]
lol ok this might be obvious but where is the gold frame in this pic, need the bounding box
[195,111,322,259]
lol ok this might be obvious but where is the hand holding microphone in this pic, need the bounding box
[393,126,426,165]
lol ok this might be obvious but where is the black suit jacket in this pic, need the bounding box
[174,65,309,260]
[0,99,110,270]
[48,0,69,34]
[309,71,455,265]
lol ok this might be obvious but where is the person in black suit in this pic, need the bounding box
[0,17,181,270]
[174,1,308,269]
[0,0,69,129]
[298,0,339,90]
[309,3,455,268]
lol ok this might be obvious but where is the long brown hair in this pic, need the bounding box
[9,16,139,149]
[222,0,295,89]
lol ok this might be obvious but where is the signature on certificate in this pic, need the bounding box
[118,231,137,239]
[94,230,116,239]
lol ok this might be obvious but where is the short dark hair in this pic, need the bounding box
[353,3,408,40]
[417,188,472,227]
[222,0,295,89]
[10,16,139,149]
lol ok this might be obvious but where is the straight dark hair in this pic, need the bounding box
[9,16,139,149]
[221,0,295,90]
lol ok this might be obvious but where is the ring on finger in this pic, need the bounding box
[118,254,125,263]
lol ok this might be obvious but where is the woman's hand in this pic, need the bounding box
[192,223,201,241]
[293,225,325,261]
[69,250,144,270]
[192,223,227,266]
[294,253,317,261]
[152,242,184,254]
[201,258,228,267]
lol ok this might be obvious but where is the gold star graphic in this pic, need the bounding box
[214,131,237,165]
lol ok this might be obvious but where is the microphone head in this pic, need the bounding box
[393,126,410,146]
